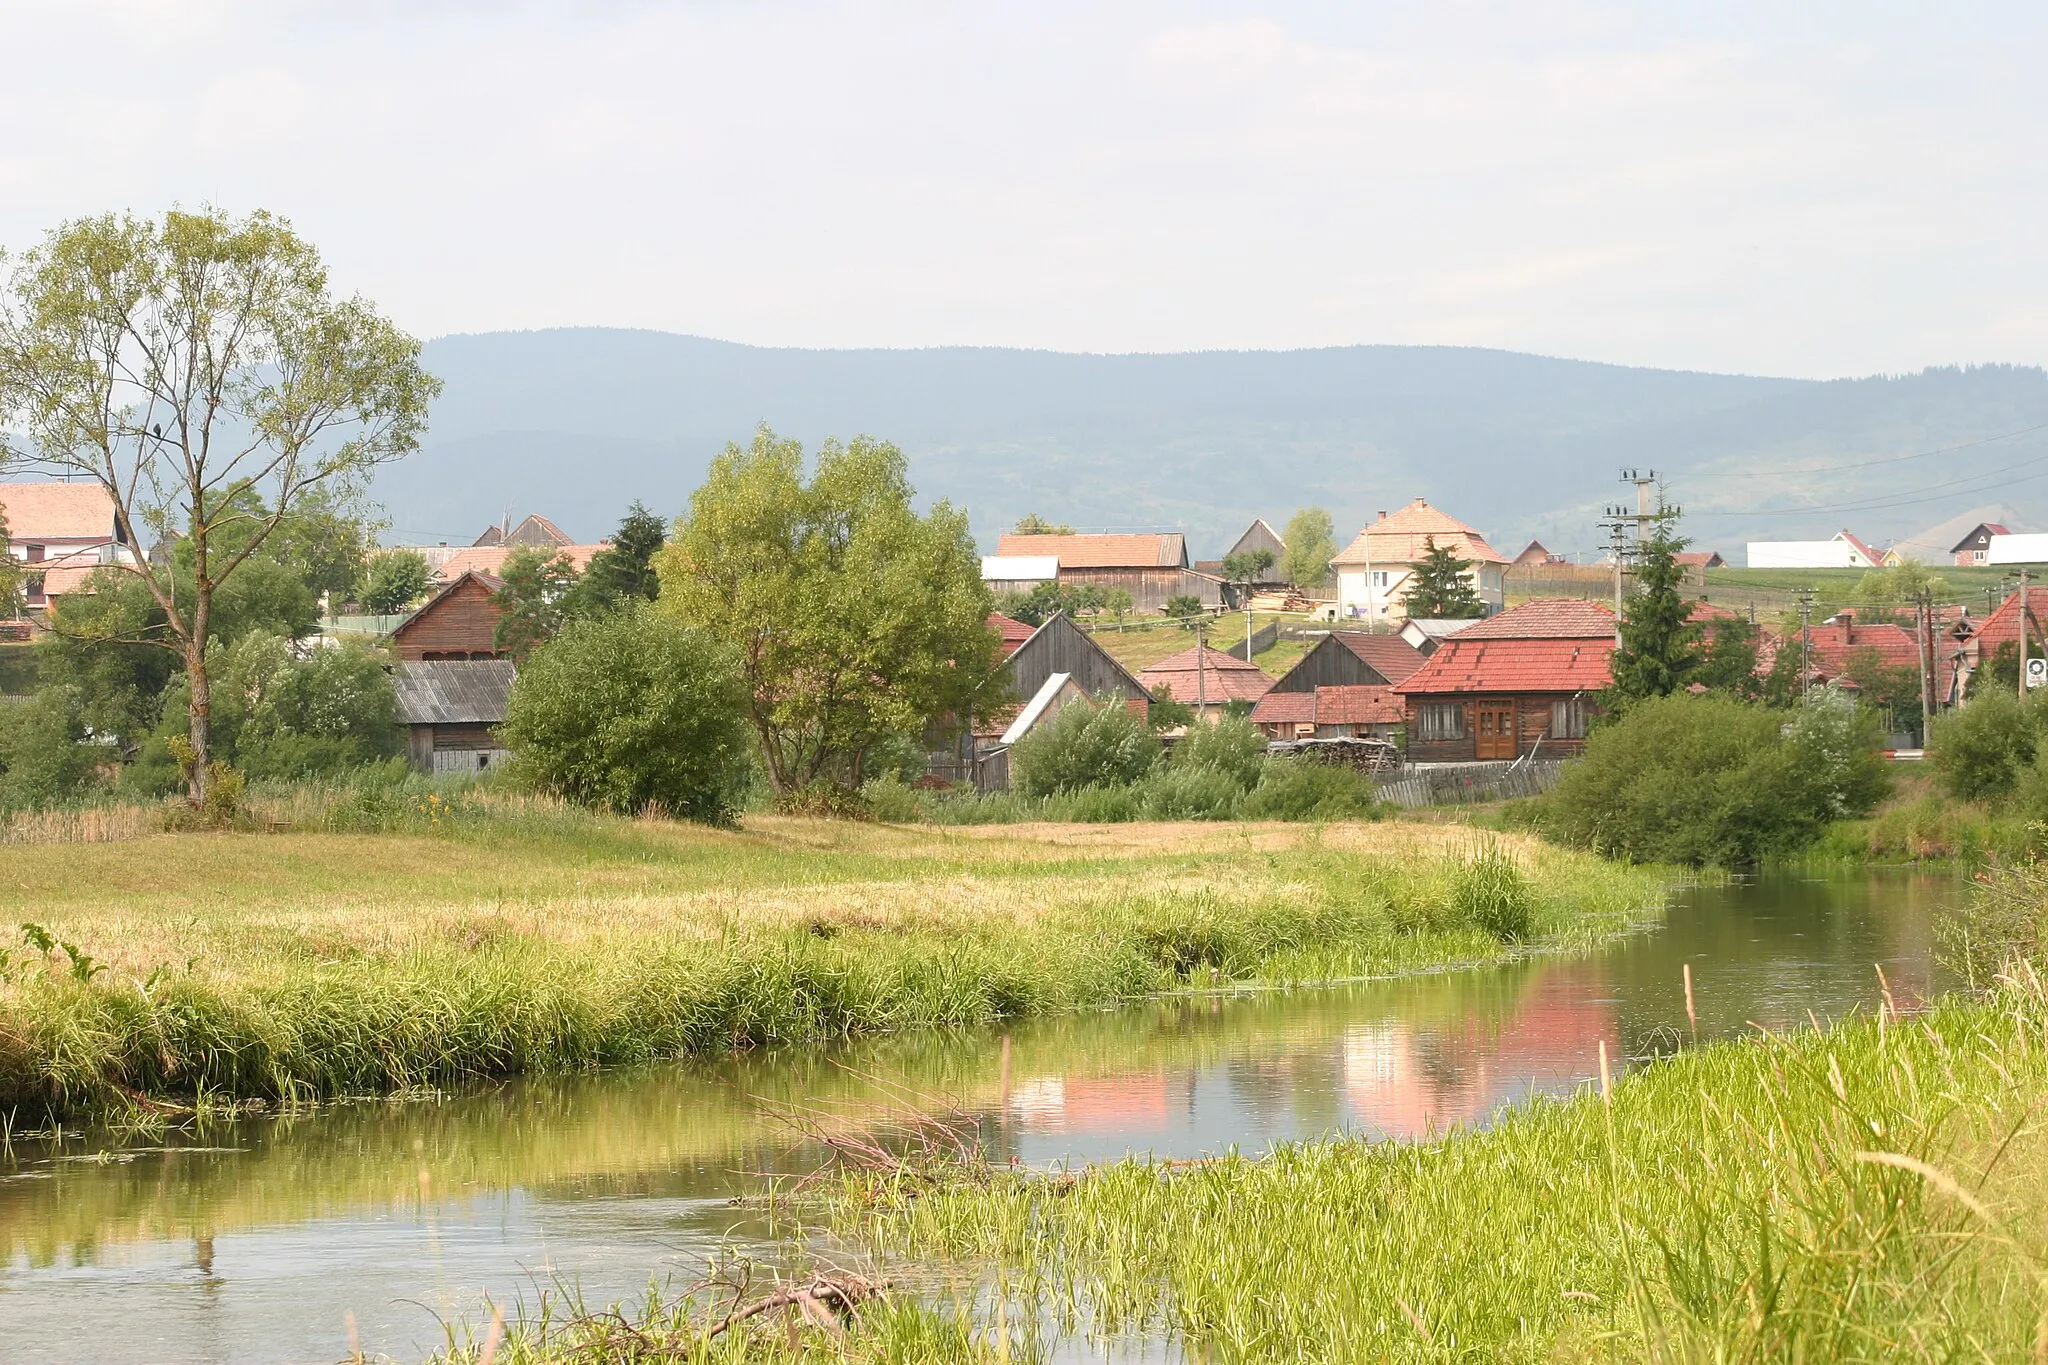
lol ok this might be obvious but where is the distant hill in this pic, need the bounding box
[375,329,2048,563]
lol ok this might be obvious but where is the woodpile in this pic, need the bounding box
[1249,589,1316,612]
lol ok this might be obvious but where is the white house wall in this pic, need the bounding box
[1746,540,1870,569]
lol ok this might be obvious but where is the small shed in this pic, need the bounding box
[393,659,517,774]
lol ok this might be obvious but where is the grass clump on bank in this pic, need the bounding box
[823,864,2048,1363]
[0,816,1659,1122]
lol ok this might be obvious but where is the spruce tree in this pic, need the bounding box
[570,502,667,612]
[1402,536,1485,618]
[1608,513,1703,703]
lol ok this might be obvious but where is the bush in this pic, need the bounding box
[1533,689,1891,866]
[1242,758,1387,822]
[1135,763,1246,820]
[1171,714,1267,789]
[0,688,106,812]
[1011,699,1160,796]
[355,549,432,615]
[501,603,753,822]
[1930,687,2047,805]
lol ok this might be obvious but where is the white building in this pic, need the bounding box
[1744,530,1883,569]
[1330,499,1506,622]
[981,555,1059,595]
[1986,533,2048,566]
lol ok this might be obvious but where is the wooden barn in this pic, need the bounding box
[925,611,1150,790]
[1250,631,1425,740]
[994,532,1225,613]
[392,660,516,774]
[389,571,508,662]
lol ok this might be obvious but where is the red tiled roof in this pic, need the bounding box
[1673,551,1724,567]
[1839,531,1884,567]
[1250,690,1317,726]
[1453,598,1615,640]
[994,533,1187,568]
[1249,685,1401,726]
[1395,636,1616,695]
[1316,684,1404,725]
[989,612,1034,657]
[1331,499,1507,567]
[1970,588,2048,657]
[1139,643,1274,704]
[1689,599,1743,622]
[0,482,121,541]
[435,544,604,581]
[1331,632,1427,684]
[1799,616,1956,697]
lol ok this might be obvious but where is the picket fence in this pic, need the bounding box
[1376,760,1565,809]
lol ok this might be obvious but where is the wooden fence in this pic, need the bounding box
[1376,760,1565,808]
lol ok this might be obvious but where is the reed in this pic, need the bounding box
[0,818,1662,1121]
[837,973,2048,1362]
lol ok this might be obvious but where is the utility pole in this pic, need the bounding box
[2022,569,2033,697]
[1196,616,1207,718]
[1621,468,1661,544]
[1244,592,1255,663]
[1599,509,1629,648]
[1797,589,1815,703]
[1915,590,1934,741]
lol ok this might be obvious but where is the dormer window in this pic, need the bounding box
[25,544,44,563]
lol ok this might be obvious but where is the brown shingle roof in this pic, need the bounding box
[1330,499,1506,567]
[1452,598,1615,640]
[0,482,121,541]
[995,533,1188,569]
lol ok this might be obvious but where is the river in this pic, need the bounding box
[0,869,1963,1364]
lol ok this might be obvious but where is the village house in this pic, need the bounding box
[1393,598,1618,762]
[1,482,139,618]
[473,514,574,548]
[1194,518,1290,587]
[1673,550,1726,576]
[1951,588,2048,698]
[981,555,1059,596]
[994,532,1225,613]
[1745,530,1884,569]
[1397,617,1479,656]
[388,570,509,661]
[1250,632,1425,740]
[392,659,516,774]
[1138,642,1274,719]
[1950,522,2011,566]
[926,610,1150,790]
[1510,540,1564,569]
[1330,499,1507,623]
[431,541,605,585]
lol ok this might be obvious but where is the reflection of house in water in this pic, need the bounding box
[1341,964,1619,1138]
[1005,1073,1179,1133]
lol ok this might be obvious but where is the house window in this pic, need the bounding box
[1551,697,1587,740]
[1371,570,1390,589]
[1417,702,1464,741]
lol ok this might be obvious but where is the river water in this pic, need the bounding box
[0,870,1963,1364]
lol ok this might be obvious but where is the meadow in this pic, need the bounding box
[0,797,1662,1122]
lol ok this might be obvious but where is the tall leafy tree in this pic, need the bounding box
[1012,512,1074,535]
[0,208,439,804]
[492,545,578,661]
[356,549,432,614]
[562,501,666,616]
[1402,536,1485,619]
[1281,507,1336,589]
[1694,617,1763,701]
[657,425,1001,796]
[1608,513,1703,704]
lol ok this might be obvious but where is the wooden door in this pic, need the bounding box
[1474,703,1517,760]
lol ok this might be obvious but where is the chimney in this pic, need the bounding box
[1839,610,1853,644]
[1377,510,1387,522]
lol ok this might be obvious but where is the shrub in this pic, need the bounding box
[1136,764,1246,820]
[1242,758,1386,822]
[1930,687,2047,804]
[501,603,753,823]
[1171,714,1267,789]
[0,688,106,812]
[1533,690,1890,866]
[1011,699,1160,796]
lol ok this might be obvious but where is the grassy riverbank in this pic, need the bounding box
[833,977,2048,1362]
[0,808,1661,1121]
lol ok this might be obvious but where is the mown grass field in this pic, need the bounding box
[0,808,1662,1121]
[1079,612,1314,677]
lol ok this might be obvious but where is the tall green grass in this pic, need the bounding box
[819,858,2048,1363]
[0,842,1659,1122]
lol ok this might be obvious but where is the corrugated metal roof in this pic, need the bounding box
[393,660,517,725]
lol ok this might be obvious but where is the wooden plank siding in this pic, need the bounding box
[1269,634,1394,693]
[390,574,508,661]
[1006,612,1151,710]
[1056,566,1225,613]
[1402,694,1595,764]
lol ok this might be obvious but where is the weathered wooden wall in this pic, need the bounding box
[392,577,506,661]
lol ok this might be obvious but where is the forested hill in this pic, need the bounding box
[373,328,2048,561]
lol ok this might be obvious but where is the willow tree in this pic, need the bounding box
[0,209,439,804]
[657,426,1000,796]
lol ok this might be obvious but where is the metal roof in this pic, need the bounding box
[392,660,517,725]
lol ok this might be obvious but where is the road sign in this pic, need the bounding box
[2028,657,2047,687]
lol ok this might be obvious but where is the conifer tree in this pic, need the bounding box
[1608,512,1703,704]
[1401,536,1485,619]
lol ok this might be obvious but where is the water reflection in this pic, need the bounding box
[0,870,1963,1364]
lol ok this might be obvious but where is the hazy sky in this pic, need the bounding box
[5,1,2044,378]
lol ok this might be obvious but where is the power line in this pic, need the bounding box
[1687,446,2048,519]
[1746,418,2048,478]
